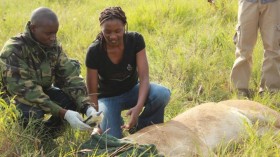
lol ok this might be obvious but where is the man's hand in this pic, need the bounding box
[85,106,104,127]
[91,127,103,135]
[64,110,92,130]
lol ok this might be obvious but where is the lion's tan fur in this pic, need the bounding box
[124,100,280,156]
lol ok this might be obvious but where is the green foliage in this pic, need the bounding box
[0,0,278,156]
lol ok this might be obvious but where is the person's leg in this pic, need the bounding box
[137,83,170,130]
[124,83,171,131]
[15,103,56,150]
[98,96,124,138]
[16,103,45,128]
[42,87,77,138]
[230,0,259,91]
[15,87,76,150]
[259,0,280,92]
[16,87,78,126]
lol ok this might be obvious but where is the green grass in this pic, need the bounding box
[1,0,280,156]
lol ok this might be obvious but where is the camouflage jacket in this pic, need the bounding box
[0,22,91,117]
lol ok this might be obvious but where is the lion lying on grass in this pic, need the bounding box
[124,100,280,156]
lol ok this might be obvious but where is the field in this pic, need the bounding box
[1,0,280,156]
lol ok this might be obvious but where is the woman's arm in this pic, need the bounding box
[136,48,150,108]
[86,68,99,111]
[122,48,150,130]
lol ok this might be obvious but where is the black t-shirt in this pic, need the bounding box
[86,32,145,98]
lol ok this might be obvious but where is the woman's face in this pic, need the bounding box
[101,19,125,47]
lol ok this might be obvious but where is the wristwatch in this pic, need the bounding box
[80,103,91,115]
[81,102,97,114]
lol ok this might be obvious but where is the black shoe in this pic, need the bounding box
[258,90,265,97]
[237,89,250,99]
[40,139,58,154]
[258,87,279,98]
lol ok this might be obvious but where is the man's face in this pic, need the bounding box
[30,19,59,47]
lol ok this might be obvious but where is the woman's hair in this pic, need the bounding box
[96,6,128,50]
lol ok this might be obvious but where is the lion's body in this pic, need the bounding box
[124,100,280,156]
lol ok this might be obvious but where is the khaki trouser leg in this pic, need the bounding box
[259,0,280,91]
[230,0,259,90]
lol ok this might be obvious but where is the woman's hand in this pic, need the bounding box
[121,105,143,130]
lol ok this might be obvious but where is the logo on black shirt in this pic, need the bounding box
[127,64,133,71]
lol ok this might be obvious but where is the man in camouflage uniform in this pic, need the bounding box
[0,7,99,138]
